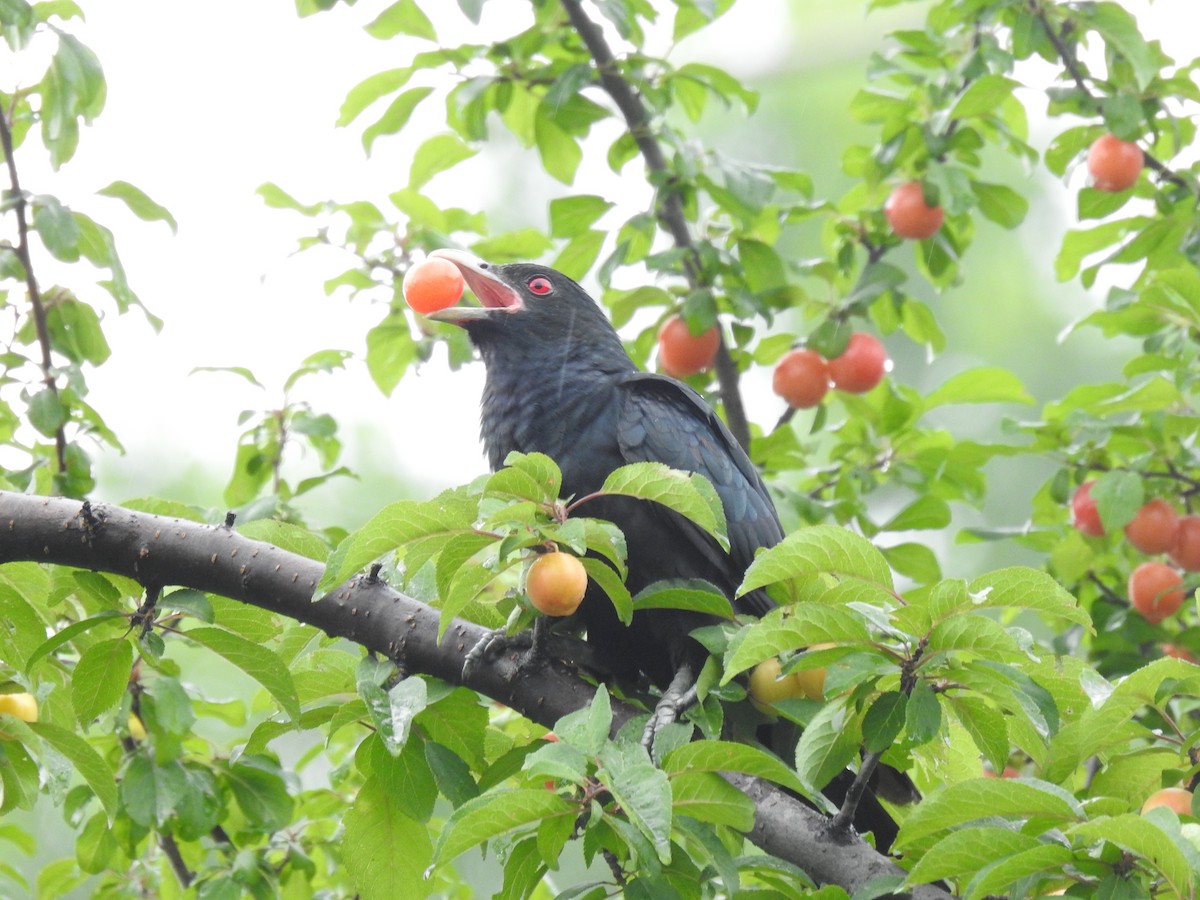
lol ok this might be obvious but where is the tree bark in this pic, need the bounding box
[0,490,950,899]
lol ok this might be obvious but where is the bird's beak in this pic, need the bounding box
[426,249,522,324]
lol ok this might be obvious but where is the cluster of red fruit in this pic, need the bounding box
[1072,481,1198,626]
[772,333,889,408]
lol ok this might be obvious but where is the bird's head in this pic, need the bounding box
[427,249,633,371]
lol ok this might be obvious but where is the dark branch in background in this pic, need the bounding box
[0,491,952,900]
[559,0,751,451]
[1028,0,1191,192]
[0,111,69,477]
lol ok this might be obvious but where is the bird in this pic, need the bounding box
[427,249,913,849]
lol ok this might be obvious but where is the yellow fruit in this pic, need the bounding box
[0,692,38,723]
[526,552,588,617]
[748,645,835,709]
[1141,787,1194,816]
[128,713,147,740]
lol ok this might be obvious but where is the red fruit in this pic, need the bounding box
[772,349,829,409]
[657,315,720,378]
[1141,787,1194,816]
[884,181,944,240]
[1071,481,1105,537]
[526,552,588,617]
[1125,498,1180,555]
[1128,561,1185,625]
[828,333,889,394]
[1087,134,1144,192]
[983,766,1020,779]
[1161,643,1197,664]
[402,257,465,314]
[1169,515,1200,572]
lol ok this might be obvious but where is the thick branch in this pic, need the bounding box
[0,112,69,476]
[559,0,751,450]
[0,491,950,898]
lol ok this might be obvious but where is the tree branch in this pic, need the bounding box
[559,0,751,450]
[0,490,951,899]
[0,111,70,478]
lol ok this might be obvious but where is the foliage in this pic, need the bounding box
[1,0,1199,897]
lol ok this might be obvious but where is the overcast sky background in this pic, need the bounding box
[4,0,1197,524]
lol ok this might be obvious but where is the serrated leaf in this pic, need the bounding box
[966,844,1077,900]
[949,74,1020,118]
[927,614,1023,660]
[71,637,133,725]
[337,66,413,127]
[185,627,300,723]
[225,755,294,830]
[663,740,808,796]
[669,771,755,830]
[794,700,858,801]
[27,721,118,818]
[896,778,1083,847]
[968,567,1091,628]
[948,696,1009,774]
[905,827,1042,886]
[344,773,433,899]
[722,605,870,681]
[319,489,477,593]
[862,691,906,753]
[738,525,893,598]
[24,610,124,673]
[882,496,951,532]
[362,86,434,154]
[905,681,941,745]
[580,557,633,626]
[598,463,728,551]
[598,746,673,863]
[431,789,575,869]
[1070,814,1193,896]
[365,0,435,40]
[1090,469,1143,532]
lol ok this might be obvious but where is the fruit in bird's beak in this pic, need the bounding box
[402,257,465,314]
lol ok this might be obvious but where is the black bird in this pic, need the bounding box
[428,250,913,848]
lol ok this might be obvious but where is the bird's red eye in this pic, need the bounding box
[527,276,553,296]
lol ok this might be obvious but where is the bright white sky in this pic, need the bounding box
[3,0,1196,518]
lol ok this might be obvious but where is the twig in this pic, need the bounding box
[0,110,69,478]
[828,749,885,836]
[1028,0,1190,191]
[559,0,751,450]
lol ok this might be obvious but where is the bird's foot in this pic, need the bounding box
[462,615,552,682]
[641,663,698,750]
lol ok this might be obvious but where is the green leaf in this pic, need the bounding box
[409,133,476,189]
[337,67,413,127]
[862,691,906,753]
[923,367,1034,409]
[361,86,434,154]
[27,721,118,818]
[882,496,951,532]
[597,463,728,551]
[948,696,1009,774]
[32,194,79,259]
[597,744,673,863]
[669,771,755,830]
[431,789,575,869]
[905,827,1042,887]
[1082,2,1163,91]
[224,755,294,831]
[722,605,870,680]
[343,772,434,899]
[664,740,807,796]
[967,567,1091,628]
[365,0,435,40]
[185,627,301,722]
[905,681,941,745]
[535,104,582,185]
[1090,469,1143,532]
[580,556,633,626]
[97,181,177,233]
[896,778,1083,847]
[967,844,1078,900]
[1069,814,1193,897]
[949,74,1020,119]
[320,489,476,593]
[24,610,124,673]
[738,525,893,598]
[27,387,68,437]
[549,195,613,238]
[972,181,1029,228]
[71,637,133,725]
[631,579,733,618]
[794,700,857,801]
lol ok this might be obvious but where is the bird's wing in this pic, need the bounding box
[616,373,782,617]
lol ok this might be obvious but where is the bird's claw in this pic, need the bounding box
[641,664,698,750]
[461,616,552,682]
